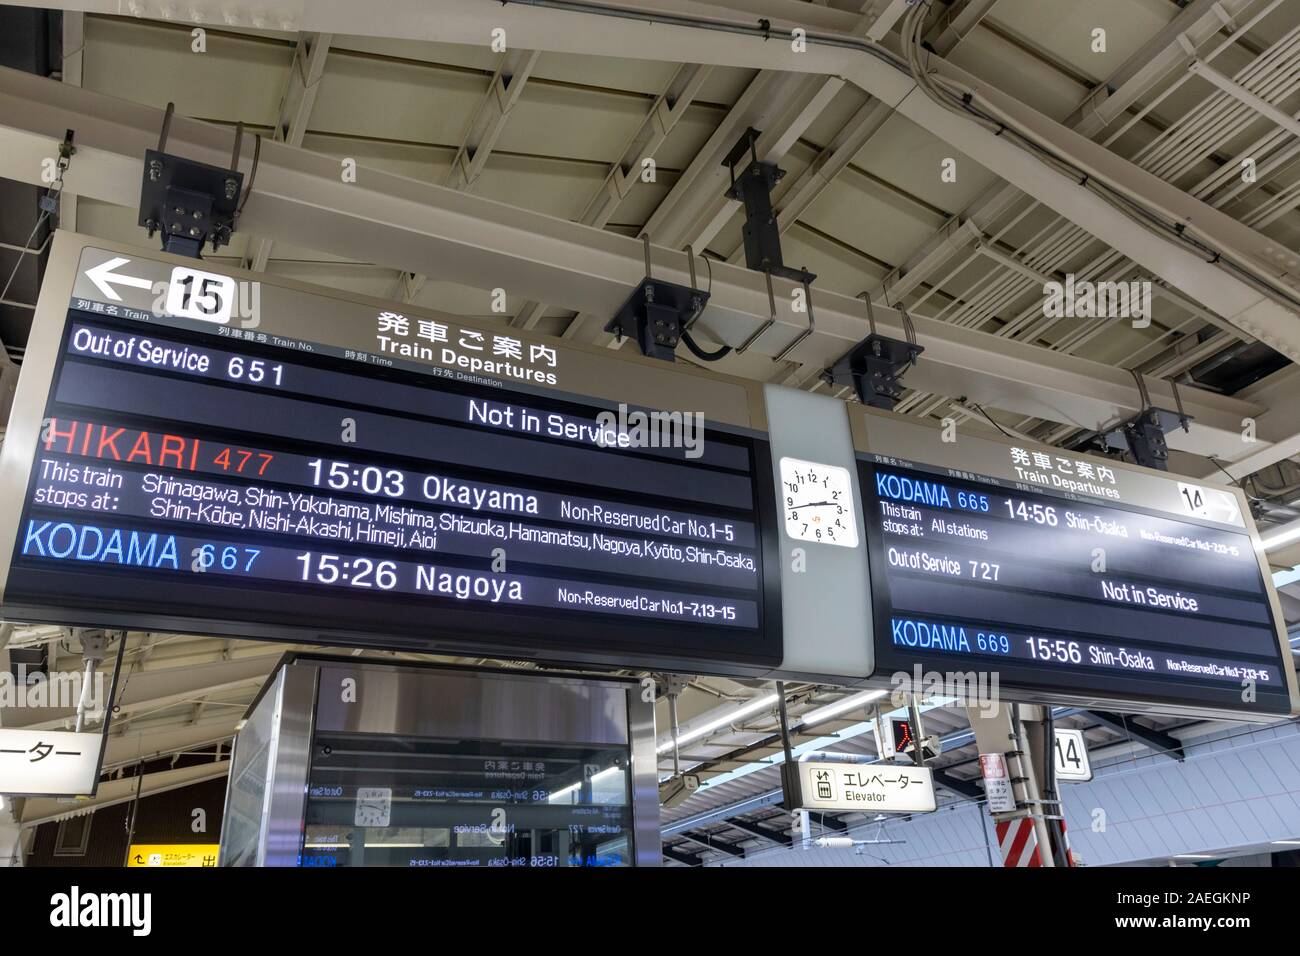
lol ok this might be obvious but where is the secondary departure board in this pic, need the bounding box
[860,454,1292,715]
[0,240,780,673]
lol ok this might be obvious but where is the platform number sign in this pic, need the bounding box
[1176,481,1240,525]
[1053,728,1092,782]
[166,266,236,324]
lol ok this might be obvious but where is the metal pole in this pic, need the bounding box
[1041,711,1071,867]
[775,681,795,767]
[907,695,926,767]
[1012,706,1055,867]
[775,681,804,828]
[668,690,682,779]
[121,759,145,868]
[73,657,96,733]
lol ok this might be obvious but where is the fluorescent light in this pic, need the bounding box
[0,795,5,812]
[548,782,581,802]
[1261,519,1300,552]
[1273,565,1300,588]
[590,766,621,782]
[657,693,778,754]
[799,689,888,728]
[1271,839,1300,845]
[1174,854,1216,859]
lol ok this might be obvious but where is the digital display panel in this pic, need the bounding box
[0,246,780,672]
[861,456,1291,714]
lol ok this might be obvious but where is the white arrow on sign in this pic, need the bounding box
[85,256,153,301]
[1177,482,1241,526]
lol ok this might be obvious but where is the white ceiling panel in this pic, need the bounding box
[987,0,1174,85]
[310,52,489,147]
[798,172,949,273]
[530,49,682,95]
[946,26,1089,121]
[473,151,611,218]
[85,16,291,124]
[299,131,453,184]
[496,83,659,163]
[847,111,998,217]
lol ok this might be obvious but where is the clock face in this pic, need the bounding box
[779,457,858,548]
[354,787,392,828]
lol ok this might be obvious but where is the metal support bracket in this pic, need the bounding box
[604,234,710,362]
[138,102,245,258]
[722,126,815,286]
[821,294,924,408]
[1102,371,1192,471]
[38,129,76,221]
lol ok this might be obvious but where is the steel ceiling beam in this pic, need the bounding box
[726,817,793,845]
[1086,711,1186,761]
[0,66,1272,463]
[662,845,703,866]
[102,720,237,772]
[933,769,982,799]
[680,829,746,857]
[1177,364,1300,483]
[0,652,278,730]
[812,812,847,831]
[58,10,82,234]
[751,0,996,382]
[397,47,541,304]
[513,61,713,330]
[888,0,1265,309]
[243,32,332,274]
[571,64,849,345]
[638,0,908,261]
[447,48,540,192]
[18,759,230,827]
[307,0,1300,363]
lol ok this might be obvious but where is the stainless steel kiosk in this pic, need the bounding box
[218,654,659,867]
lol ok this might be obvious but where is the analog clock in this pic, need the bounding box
[779,457,858,548]
[354,787,392,828]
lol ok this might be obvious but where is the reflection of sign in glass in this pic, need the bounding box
[354,787,392,828]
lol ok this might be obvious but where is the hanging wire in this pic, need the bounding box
[0,141,73,360]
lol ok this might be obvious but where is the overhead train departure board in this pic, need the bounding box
[0,240,781,673]
[856,426,1294,716]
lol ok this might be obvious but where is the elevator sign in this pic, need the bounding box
[798,760,937,813]
[0,727,104,797]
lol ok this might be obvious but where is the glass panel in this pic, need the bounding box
[218,671,281,866]
[300,732,633,868]
[53,814,92,856]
